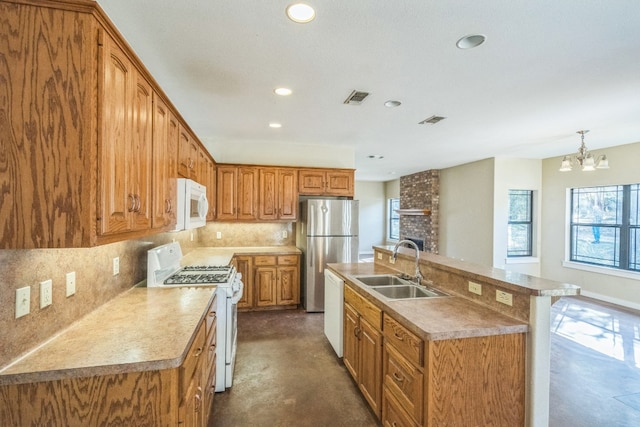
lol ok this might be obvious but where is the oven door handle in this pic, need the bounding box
[230,280,244,304]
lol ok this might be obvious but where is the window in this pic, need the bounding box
[508,190,533,257]
[388,198,400,240]
[569,184,640,272]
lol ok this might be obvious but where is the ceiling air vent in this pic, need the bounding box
[343,90,370,105]
[419,115,446,125]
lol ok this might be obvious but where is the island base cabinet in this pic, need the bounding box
[343,285,383,419]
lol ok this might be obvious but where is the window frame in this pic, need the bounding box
[567,184,640,273]
[507,189,534,257]
[388,198,400,241]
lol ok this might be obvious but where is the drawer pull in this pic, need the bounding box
[194,347,203,357]
[354,326,360,338]
[392,371,404,383]
[393,331,404,340]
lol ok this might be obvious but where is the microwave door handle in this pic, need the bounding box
[198,194,209,219]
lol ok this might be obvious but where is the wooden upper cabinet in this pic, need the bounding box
[151,94,177,230]
[216,165,258,221]
[98,33,153,235]
[258,168,297,221]
[178,125,199,179]
[206,157,216,221]
[298,168,354,197]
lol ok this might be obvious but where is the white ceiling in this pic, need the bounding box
[98,1,640,181]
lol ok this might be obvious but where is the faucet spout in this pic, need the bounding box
[392,240,424,285]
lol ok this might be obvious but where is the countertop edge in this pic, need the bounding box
[327,263,529,341]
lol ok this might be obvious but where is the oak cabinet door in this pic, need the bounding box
[255,267,277,307]
[99,35,132,235]
[276,266,299,305]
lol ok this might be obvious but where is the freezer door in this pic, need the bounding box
[304,235,358,312]
[306,199,358,236]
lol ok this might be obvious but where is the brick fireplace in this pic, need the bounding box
[399,170,439,253]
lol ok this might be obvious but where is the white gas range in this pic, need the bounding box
[147,242,243,392]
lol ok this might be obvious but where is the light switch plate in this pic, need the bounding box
[66,271,76,297]
[113,257,120,276]
[15,286,30,318]
[468,281,482,295]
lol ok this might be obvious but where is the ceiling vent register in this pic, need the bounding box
[343,90,370,105]
[419,115,446,125]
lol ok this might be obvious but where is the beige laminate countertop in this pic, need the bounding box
[181,245,301,266]
[0,286,216,386]
[328,262,529,341]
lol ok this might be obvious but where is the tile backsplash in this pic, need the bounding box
[0,222,296,367]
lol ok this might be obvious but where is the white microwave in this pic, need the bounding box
[176,178,208,230]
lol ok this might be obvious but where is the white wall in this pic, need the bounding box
[493,158,542,276]
[439,158,495,265]
[206,140,355,169]
[355,181,386,255]
[541,141,640,309]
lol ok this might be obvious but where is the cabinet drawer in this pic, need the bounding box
[345,284,382,330]
[383,314,423,366]
[254,255,276,266]
[181,321,206,395]
[382,387,420,427]
[383,342,423,424]
[205,296,217,338]
[277,255,298,265]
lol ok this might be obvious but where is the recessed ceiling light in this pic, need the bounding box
[269,123,282,128]
[456,34,486,49]
[384,100,401,108]
[274,87,292,96]
[368,155,384,159]
[286,3,315,23]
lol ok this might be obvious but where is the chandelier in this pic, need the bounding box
[559,130,609,172]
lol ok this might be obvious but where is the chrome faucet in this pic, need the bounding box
[392,240,423,285]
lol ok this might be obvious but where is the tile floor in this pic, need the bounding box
[211,296,640,426]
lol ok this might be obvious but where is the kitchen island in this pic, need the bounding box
[328,244,580,427]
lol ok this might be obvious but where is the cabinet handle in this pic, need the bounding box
[135,195,142,212]
[128,194,136,212]
[354,326,360,338]
[165,198,172,213]
[188,158,194,169]
[393,331,404,341]
[392,371,404,383]
[194,346,203,357]
[194,388,202,413]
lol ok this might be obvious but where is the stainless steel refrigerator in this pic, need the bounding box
[297,199,359,312]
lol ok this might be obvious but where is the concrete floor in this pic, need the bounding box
[210,309,379,427]
[211,296,640,427]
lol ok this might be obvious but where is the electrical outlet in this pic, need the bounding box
[468,281,482,295]
[389,255,396,264]
[66,272,76,297]
[190,231,194,242]
[15,286,30,318]
[216,231,222,239]
[40,279,52,308]
[377,253,382,260]
[496,290,513,306]
[113,257,120,276]
[282,230,288,238]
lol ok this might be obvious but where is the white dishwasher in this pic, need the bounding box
[324,269,344,357]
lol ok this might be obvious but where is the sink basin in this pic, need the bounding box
[371,285,444,300]
[354,274,412,287]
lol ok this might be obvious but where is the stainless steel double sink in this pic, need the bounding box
[353,274,448,300]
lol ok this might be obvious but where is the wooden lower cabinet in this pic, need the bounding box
[234,253,300,311]
[379,311,526,427]
[343,285,383,418]
[0,297,217,427]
